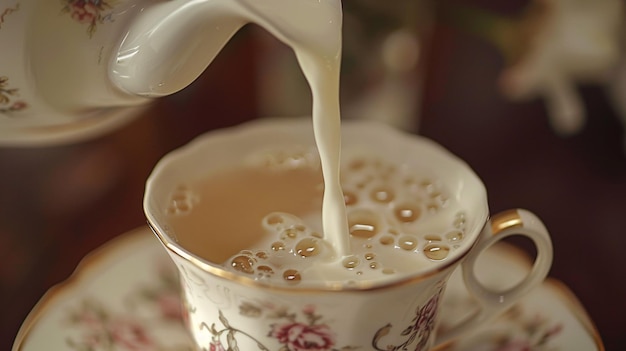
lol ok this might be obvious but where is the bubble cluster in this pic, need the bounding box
[218,155,470,285]
[223,212,334,283]
[259,148,319,170]
[338,157,467,262]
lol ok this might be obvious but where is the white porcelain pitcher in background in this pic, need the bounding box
[0,0,340,146]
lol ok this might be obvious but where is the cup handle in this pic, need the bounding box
[435,208,553,346]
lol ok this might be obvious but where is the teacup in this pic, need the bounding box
[144,117,552,350]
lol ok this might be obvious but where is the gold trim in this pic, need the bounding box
[494,245,604,350]
[490,209,523,235]
[12,227,151,351]
[543,279,605,351]
[148,220,479,293]
[432,243,605,351]
[12,227,605,351]
[433,280,605,351]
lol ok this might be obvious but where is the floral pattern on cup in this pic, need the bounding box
[0,76,27,115]
[62,0,117,37]
[200,303,359,351]
[56,246,568,351]
[372,283,444,351]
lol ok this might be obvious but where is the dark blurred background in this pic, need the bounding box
[2,0,625,350]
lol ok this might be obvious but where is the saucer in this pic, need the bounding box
[12,227,603,351]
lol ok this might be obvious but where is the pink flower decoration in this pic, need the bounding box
[10,101,27,111]
[157,293,183,320]
[69,1,99,24]
[76,309,105,329]
[270,322,335,351]
[109,319,155,350]
[302,304,316,315]
[545,323,563,338]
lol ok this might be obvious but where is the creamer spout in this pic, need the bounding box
[110,0,342,98]
[110,0,246,97]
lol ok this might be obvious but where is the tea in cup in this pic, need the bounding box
[144,117,553,350]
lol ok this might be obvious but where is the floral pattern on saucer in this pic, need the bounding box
[1,5,28,116]
[11,228,603,351]
[62,0,118,37]
[439,304,564,351]
[486,306,563,351]
[0,76,27,115]
[64,259,190,351]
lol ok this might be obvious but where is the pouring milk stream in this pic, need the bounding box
[113,0,351,256]
[138,1,554,346]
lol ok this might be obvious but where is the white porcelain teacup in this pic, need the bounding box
[143,118,553,350]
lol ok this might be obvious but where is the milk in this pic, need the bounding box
[167,0,461,283]
[167,152,466,286]
[209,0,350,255]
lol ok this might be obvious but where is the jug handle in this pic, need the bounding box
[110,0,246,97]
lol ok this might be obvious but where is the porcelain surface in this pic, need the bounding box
[0,0,243,146]
[12,227,603,351]
[143,118,553,349]
[0,0,152,146]
[0,0,342,146]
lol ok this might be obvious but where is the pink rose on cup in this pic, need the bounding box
[270,322,335,351]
